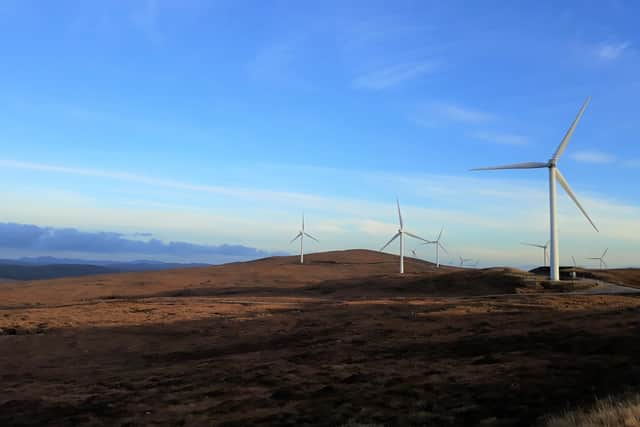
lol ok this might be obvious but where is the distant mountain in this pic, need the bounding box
[0,264,115,281]
[0,257,211,281]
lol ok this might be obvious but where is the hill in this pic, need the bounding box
[0,249,538,309]
[0,264,115,281]
[0,257,210,281]
[2,249,640,426]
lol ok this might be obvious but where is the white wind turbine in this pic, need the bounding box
[459,256,474,267]
[586,248,609,269]
[471,97,598,281]
[521,241,550,267]
[289,213,319,264]
[380,199,431,274]
[421,226,448,268]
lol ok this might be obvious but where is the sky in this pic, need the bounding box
[0,0,639,267]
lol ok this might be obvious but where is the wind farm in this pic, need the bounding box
[2,2,640,426]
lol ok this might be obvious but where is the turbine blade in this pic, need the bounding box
[289,232,302,244]
[521,242,545,248]
[404,231,431,243]
[552,97,591,161]
[303,232,319,243]
[586,257,600,260]
[302,213,305,231]
[438,241,449,254]
[396,198,403,229]
[437,226,444,241]
[602,259,608,268]
[380,233,400,252]
[555,168,599,232]
[470,162,548,171]
[602,248,608,258]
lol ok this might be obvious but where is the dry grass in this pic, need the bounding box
[545,394,640,427]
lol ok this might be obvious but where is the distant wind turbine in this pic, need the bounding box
[380,198,431,274]
[289,213,319,264]
[459,256,474,267]
[471,97,598,281]
[586,248,609,269]
[411,248,419,258]
[521,241,550,267]
[422,226,448,268]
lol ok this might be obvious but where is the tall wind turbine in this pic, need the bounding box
[471,97,598,281]
[422,226,448,268]
[380,199,431,274]
[521,241,550,267]
[586,248,609,269]
[290,213,319,264]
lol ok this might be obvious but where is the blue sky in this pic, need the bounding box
[0,0,639,267]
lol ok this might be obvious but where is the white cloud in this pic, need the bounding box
[570,150,616,164]
[470,131,529,146]
[426,103,495,124]
[3,159,640,267]
[0,159,324,205]
[623,159,640,168]
[353,61,438,90]
[596,41,630,61]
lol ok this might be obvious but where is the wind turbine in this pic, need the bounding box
[289,213,319,264]
[521,241,550,267]
[380,198,431,274]
[422,226,448,268]
[459,256,474,267]
[471,97,598,281]
[586,248,609,269]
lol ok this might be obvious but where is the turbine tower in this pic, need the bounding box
[471,97,598,281]
[380,198,430,274]
[289,213,319,264]
[521,241,550,267]
[586,248,609,269]
[422,226,448,268]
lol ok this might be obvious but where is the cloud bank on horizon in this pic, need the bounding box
[0,1,638,267]
[0,223,284,264]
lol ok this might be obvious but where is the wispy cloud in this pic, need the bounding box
[470,131,529,146]
[623,159,640,168]
[353,61,438,90]
[0,159,323,205]
[428,103,494,124]
[595,41,630,61]
[570,150,616,164]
